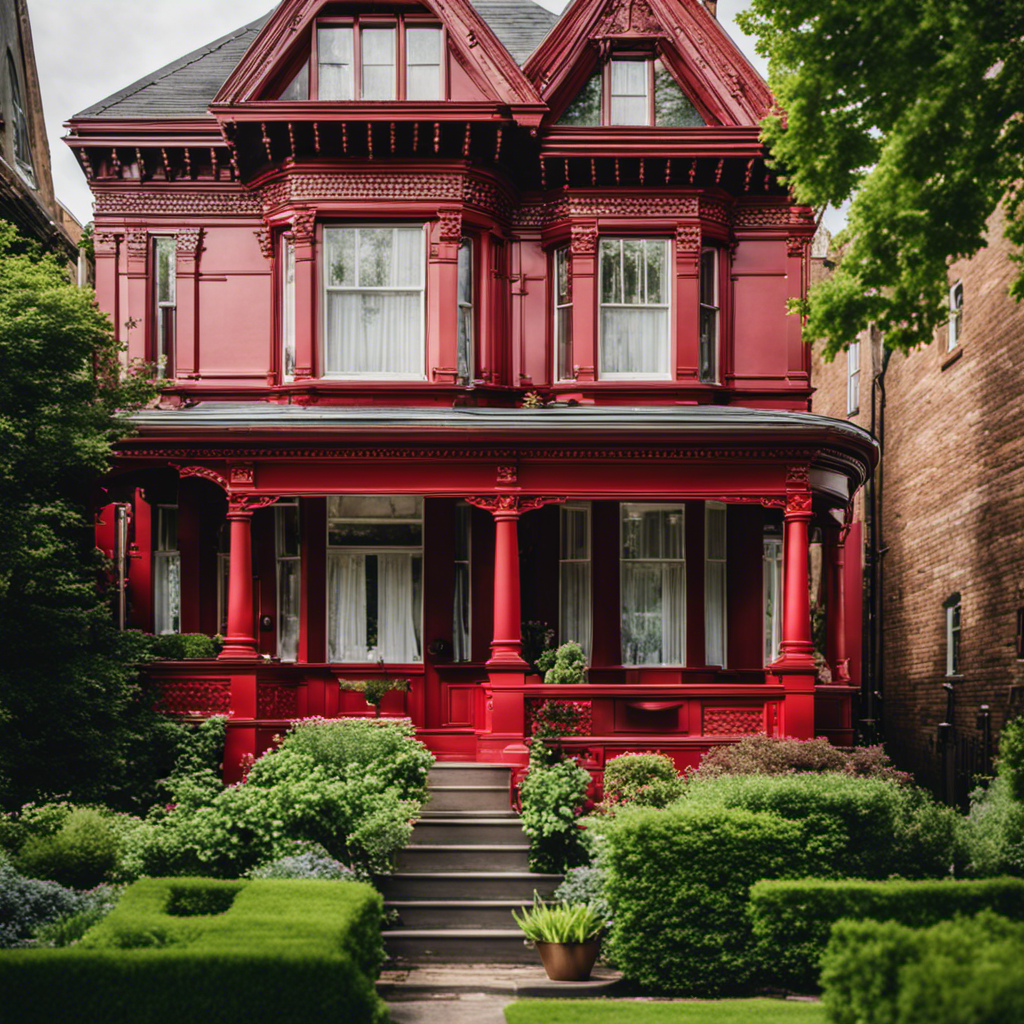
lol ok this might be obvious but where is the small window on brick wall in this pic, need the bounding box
[1016,607,1024,659]
[944,592,961,676]
[948,281,963,351]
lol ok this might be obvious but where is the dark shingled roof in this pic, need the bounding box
[74,0,558,120]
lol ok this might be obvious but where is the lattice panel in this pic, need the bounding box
[702,708,763,736]
[256,685,299,720]
[158,680,230,716]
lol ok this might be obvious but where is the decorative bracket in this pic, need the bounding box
[465,494,566,518]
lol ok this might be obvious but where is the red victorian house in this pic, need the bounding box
[67,0,876,783]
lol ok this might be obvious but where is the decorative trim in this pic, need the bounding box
[175,464,229,491]
[515,194,700,229]
[254,227,274,260]
[292,210,316,243]
[156,680,231,716]
[227,494,280,516]
[93,188,260,216]
[496,464,518,486]
[597,0,662,36]
[436,209,463,245]
[465,494,566,516]
[229,463,256,488]
[256,684,299,719]
[570,224,598,255]
[702,707,762,735]
[124,228,149,260]
[675,223,702,257]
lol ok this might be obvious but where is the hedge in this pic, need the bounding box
[821,911,1024,1024]
[0,877,388,1023]
[750,876,1024,993]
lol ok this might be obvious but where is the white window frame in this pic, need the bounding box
[321,223,427,380]
[699,246,720,384]
[948,281,963,351]
[705,501,727,667]
[453,502,472,662]
[326,496,424,664]
[945,594,961,676]
[559,502,592,657]
[847,339,860,415]
[598,237,672,380]
[554,245,574,382]
[609,56,651,126]
[619,502,686,666]
[153,236,176,379]
[154,504,180,636]
[276,500,301,662]
[281,234,296,382]
[763,534,783,664]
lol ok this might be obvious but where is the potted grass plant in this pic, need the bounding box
[512,897,604,981]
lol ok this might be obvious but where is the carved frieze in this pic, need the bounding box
[703,707,763,736]
[675,223,702,256]
[254,227,274,260]
[93,188,261,216]
[256,685,299,719]
[598,0,662,36]
[570,224,598,256]
[436,209,463,245]
[157,680,231,716]
[176,465,229,491]
[124,228,149,260]
[227,494,279,516]
[291,210,317,243]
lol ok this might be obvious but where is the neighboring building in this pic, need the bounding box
[810,207,1024,803]
[67,0,875,783]
[0,0,77,258]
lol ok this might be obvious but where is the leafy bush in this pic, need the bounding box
[0,877,389,1024]
[338,677,410,717]
[530,699,590,741]
[31,884,124,948]
[135,632,221,660]
[750,877,1024,993]
[15,808,121,889]
[821,911,1024,1024]
[601,753,685,809]
[554,865,612,926]
[0,853,83,948]
[692,734,910,784]
[999,716,1024,802]
[520,750,592,874]
[680,772,961,880]
[123,718,433,880]
[599,803,810,993]
[964,717,1024,876]
[248,842,356,881]
[543,642,587,685]
[512,897,604,943]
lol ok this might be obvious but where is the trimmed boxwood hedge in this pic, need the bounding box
[0,877,387,1023]
[750,876,1024,993]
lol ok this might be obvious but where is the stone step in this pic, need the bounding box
[428,762,513,789]
[409,818,526,846]
[386,900,531,930]
[424,785,511,814]
[384,929,535,964]
[379,872,561,902]
[395,844,530,873]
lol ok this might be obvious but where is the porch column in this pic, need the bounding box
[772,469,817,739]
[825,522,851,682]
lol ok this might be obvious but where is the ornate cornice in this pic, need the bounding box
[93,188,261,217]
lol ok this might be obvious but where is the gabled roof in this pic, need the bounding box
[74,0,557,121]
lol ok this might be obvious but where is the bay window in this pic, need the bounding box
[323,225,425,378]
[620,503,685,665]
[705,502,727,666]
[554,245,573,381]
[560,504,592,656]
[314,19,443,101]
[599,238,671,378]
[276,501,301,662]
[153,237,176,377]
[154,505,180,635]
[327,496,423,663]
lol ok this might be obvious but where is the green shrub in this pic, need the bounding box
[692,734,910,784]
[964,718,1024,876]
[554,865,612,926]
[14,808,121,889]
[0,853,82,948]
[520,751,592,874]
[600,804,810,993]
[750,877,1024,993]
[248,842,356,881]
[601,753,685,809]
[681,772,960,880]
[125,717,433,880]
[146,632,220,660]
[998,715,1024,803]
[0,877,388,1024]
[543,642,587,685]
[821,911,1024,1024]
[31,884,124,948]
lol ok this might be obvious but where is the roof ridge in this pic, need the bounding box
[74,14,270,119]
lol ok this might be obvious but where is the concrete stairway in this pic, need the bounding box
[380,762,561,963]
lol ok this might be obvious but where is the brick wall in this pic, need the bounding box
[810,208,1024,794]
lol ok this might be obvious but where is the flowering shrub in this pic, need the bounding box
[599,752,685,811]
[527,699,592,740]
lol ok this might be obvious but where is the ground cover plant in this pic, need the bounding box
[750,877,1024,993]
[505,998,826,1024]
[0,876,388,1024]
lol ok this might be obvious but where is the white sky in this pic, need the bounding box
[29,0,777,229]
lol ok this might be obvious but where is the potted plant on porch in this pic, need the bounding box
[512,897,605,981]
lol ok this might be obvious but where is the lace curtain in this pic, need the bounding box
[327,554,367,662]
[705,503,727,667]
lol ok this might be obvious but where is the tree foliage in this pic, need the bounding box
[0,220,159,808]
[737,1,1024,357]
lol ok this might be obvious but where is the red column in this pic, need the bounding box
[219,506,258,660]
[489,507,529,669]
[771,470,817,739]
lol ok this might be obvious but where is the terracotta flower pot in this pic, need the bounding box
[534,939,601,981]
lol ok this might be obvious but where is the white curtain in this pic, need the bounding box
[328,553,366,662]
[601,307,668,375]
[705,504,727,666]
[560,562,592,656]
[278,561,300,662]
[661,564,685,664]
[154,554,180,635]
[621,563,684,665]
[377,553,419,662]
[326,292,421,375]
[453,563,470,662]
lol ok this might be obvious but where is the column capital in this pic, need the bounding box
[226,494,279,519]
[465,494,566,520]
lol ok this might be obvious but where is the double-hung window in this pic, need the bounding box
[948,281,963,351]
[554,246,573,381]
[847,339,860,415]
[560,504,592,657]
[327,496,423,663]
[599,238,671,378]
[945,593,961,676]
[457,237,474,383]
[7,52,34,184]
[705,502,727,666]
[323,225,426,378]
[620,503,685,665]
[699,247,720,383]
[154,505,180,636]
[153,237,176,377]
[276,501,301,662]
[315,19,443,101]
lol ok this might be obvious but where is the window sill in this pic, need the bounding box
[941,347,963,371]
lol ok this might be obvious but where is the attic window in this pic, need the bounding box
[283,17,444,101]
[557,57,705,127]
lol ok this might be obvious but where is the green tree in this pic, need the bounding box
[0,220,160,808]
[738,1,1024,357]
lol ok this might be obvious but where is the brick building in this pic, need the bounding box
[810,207,1024,800]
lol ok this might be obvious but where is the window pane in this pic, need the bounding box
[155,237,176,304]
[406,65,439,101]
[330,522,423,546]
[646,240,665,304]
[358,227,393,286]
[394,227,423,287]
[454,503,471,560]
[325,292,423,374]
[457,238,473,305]
[280,61,309,101]
[556,247,571,305]
[622,239,644,305]
[319,25,353,63]
[154,554,181,636]
[325,228,355,286]
[361,26,396,100]
[406,26,442,100]
[621,563,684,665]
[318,27,353,100]
[600,239,622,304]
[705,563,726,665]
[319,64,354,100]
[610,59,646,95]
[278,560,300,661]
[610,95,648,124]
[700,248,717,306]
[329,495,422,520]
[157,507,178,550]
[557,73,601,126]
[653,60,705,127]
[362,25,395,63]
[601,307,668,375]
[276,503,301,556]
[282,238,296,379]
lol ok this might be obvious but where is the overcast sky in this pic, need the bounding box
[29,0,767,228]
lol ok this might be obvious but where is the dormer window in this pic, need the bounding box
[558,57,705,127]
[281,17,444,101]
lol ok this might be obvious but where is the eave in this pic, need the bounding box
[64,118,226,149]
[209,101,548,127]
[538,126,766,159]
